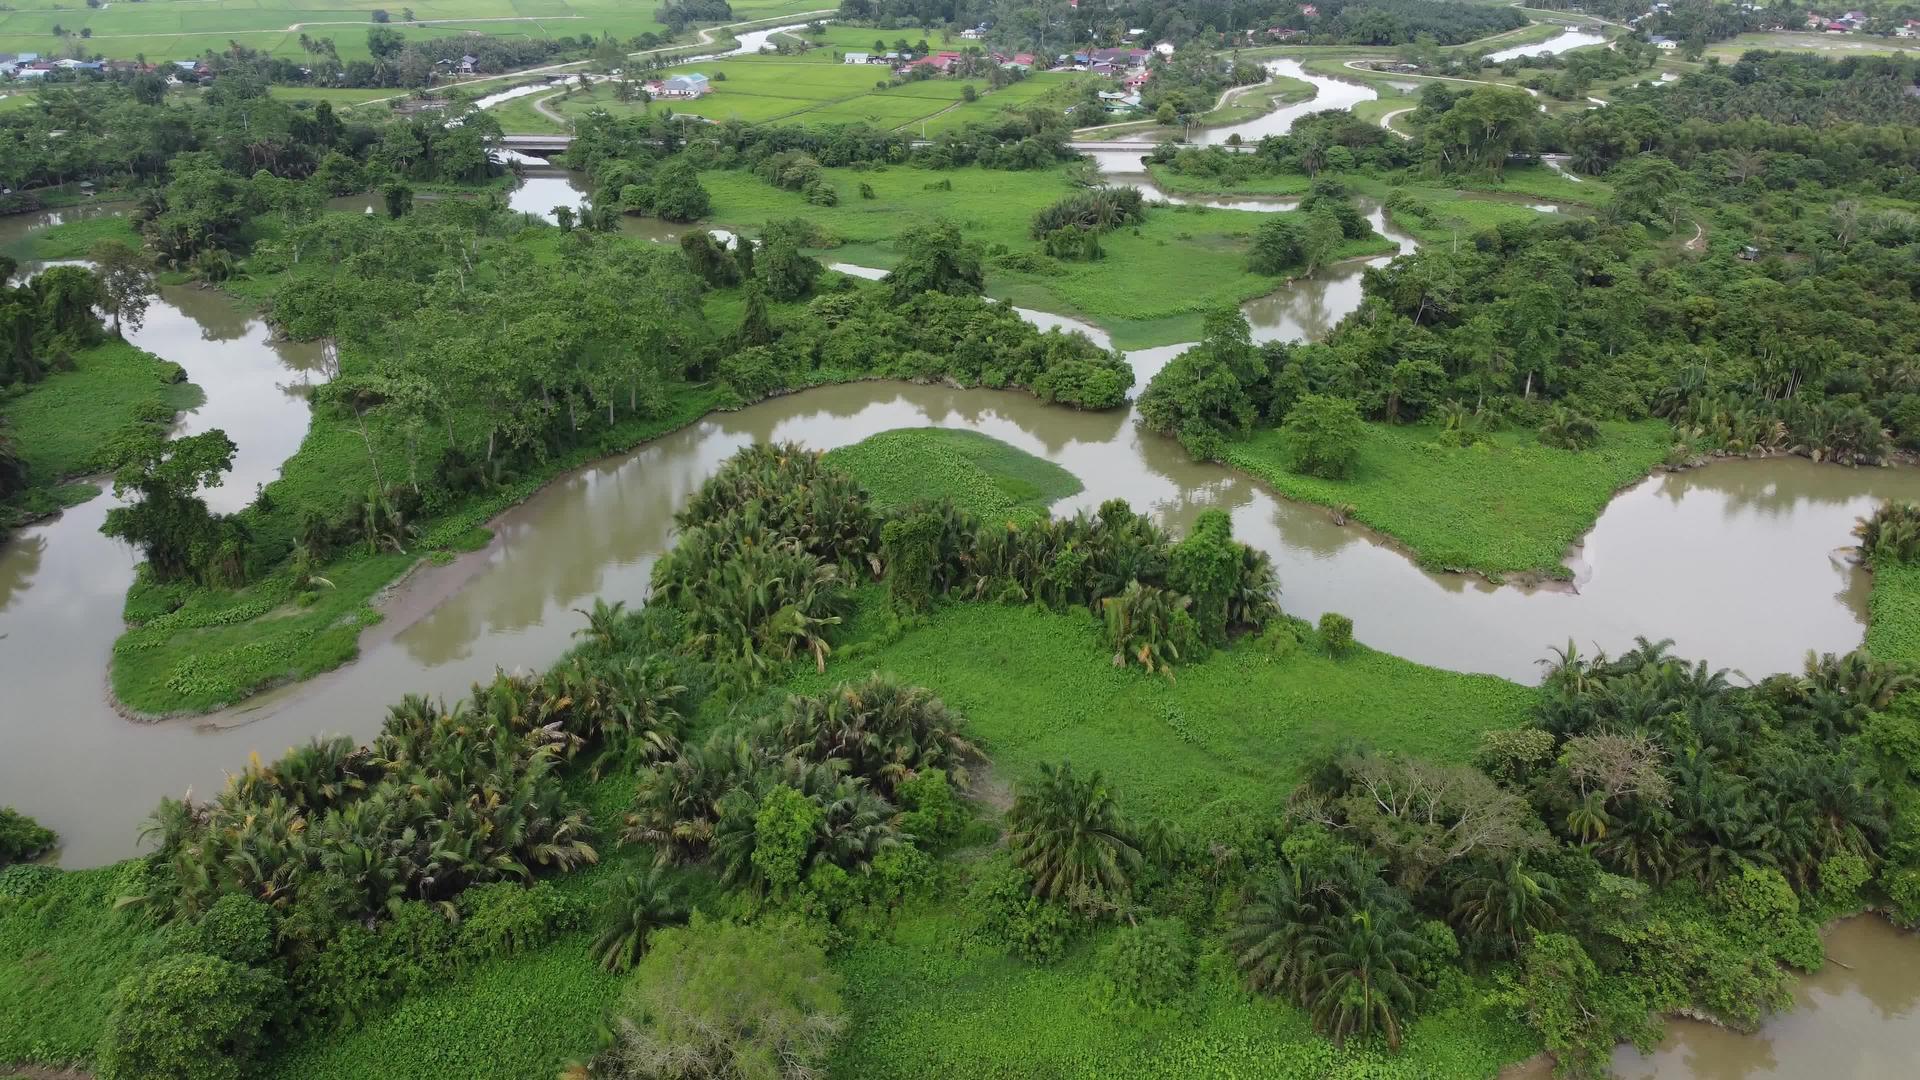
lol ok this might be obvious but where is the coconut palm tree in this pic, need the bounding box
[1006,761,1141,904]
[591,866,686,973]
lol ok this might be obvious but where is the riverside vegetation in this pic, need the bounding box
[5,12,1920,1080]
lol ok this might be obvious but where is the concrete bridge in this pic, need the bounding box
[499,134,573,155]
[1067,138,1255,153]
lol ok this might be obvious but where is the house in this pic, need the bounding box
[1897,20,1920,38]
[1648,35,1678,49]
[1154,41,1175,57]
[647,72,711,98]
[1824,20,1850,33]
[844,51,871,64]
[458,54,478,74]
[13,61,56,80]
[1097,89,1142,114]
[1738,245,1762,261]
[960,28,985,41]
[1123,69,1151,91]
[1298,3,1318,15]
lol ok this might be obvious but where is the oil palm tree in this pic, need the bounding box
[1300,907,1422,1049]
[1229,864,1335,996]
[1006,761,1141,904]
[1449,858,1563,957]
[591,866,686,973]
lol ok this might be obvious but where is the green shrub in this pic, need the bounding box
[594,914,844,1080]
[1814,851,1871,917]
[455,882,583,961]
[0,807,56,864]
[1319,612,1355,657]
[1281,394,1366,479]
[1714,864,1823,972]
[897,768,968,847]
[1501,932,1655,1080]
[96,952,280,1080]
[0,862,60,901]
[1096,917,1195,1009]
[195,893,277,967]
[963,860,1076,963]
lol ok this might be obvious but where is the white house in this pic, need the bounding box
[1648,35,1678,49]
[647,72,711,98]
[844,51,871,64]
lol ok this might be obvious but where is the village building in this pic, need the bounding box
[645,72,711,99]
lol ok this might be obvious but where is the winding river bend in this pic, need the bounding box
[5,48,1920,1077]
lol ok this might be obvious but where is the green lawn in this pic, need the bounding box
[699,163,1393,350]
[0,0,828,64]
[825,428,1081,522]
[1225,420,1673,579]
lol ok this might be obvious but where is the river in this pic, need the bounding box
[1484,28,1610,63]
[6,50,1920,1080]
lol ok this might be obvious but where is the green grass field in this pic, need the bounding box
[825,428,1082,522]
[0,339,202,486]
[0,0,826,65]
[248,589,1539,1080]
[1225,420,1673,579]
[1706,30,1920,62]
[697,163,1392,349]
[541,57,1087,133]
[1868,560,1920,665]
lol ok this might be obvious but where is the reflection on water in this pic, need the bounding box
[1484,29,1609,64]
[1114,59,1379,147]
[6,172,1920,873]
[0,207,324,864]
[1608,917,1920,1079]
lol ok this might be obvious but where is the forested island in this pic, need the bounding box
[4,3,1920,1079]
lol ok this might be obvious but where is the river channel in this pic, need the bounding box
[6,38,1920,1079]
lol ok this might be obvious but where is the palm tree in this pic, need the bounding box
[1449,859,1563,957]
[572,598,628,651]
[591,866,686,972]
[1564,790,1611,843]
[1300,908,1422,1049]
[1229,865,1334,996]
[1006,761,1141,904]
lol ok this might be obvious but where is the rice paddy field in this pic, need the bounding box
[546,55,1088,134]
[0,0,827,64]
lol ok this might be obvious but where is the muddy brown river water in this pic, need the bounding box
[6,83,1920,1074]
